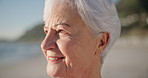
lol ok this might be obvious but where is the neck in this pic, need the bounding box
[82,60,101,78]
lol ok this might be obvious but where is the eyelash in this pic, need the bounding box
[57,29,68,35]
[44,29,68,36]
[57,29,65,33]
[44,30,48,34]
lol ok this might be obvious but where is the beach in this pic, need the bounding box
[102,37,148,78]
[0,55,50,78]
[0,37,148,78]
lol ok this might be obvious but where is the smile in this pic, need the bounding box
[48,56,65,62]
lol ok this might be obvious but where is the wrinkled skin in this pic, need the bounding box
[41,2,109,78]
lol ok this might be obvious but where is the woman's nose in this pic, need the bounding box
[41,33,57,51]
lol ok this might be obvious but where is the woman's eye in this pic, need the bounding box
[57,29,64,33]
[44,30,48,34]
[57,29,68,36]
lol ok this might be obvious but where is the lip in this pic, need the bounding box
[47,56,65,63]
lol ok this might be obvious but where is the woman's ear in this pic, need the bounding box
[97,32,110,55]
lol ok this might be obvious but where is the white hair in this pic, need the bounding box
[43,0,121,60]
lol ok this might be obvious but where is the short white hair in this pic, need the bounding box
[43,0,121,60]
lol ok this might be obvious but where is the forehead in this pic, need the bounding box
[44,2,83,26]
[51,2,77,16]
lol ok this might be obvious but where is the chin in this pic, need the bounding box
[46,63,67,77]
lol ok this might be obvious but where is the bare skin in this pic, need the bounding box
[41,2,109,78]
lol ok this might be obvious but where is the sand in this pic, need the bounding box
[0,55,50,78]
[102,37,148,78]
[0,37,148,78]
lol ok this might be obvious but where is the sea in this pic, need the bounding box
[0,42,42,66]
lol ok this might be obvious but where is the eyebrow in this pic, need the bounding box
[54,23,71,27]
[44,25,48,29]
[44,23,71,29]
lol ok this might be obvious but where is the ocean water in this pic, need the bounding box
[0,42,42,66]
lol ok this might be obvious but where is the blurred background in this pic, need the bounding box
[0,0,148,78]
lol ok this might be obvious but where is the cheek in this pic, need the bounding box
[57,38,93,71]
[56,38,80,73]
[57,38,75,54]
[57,38,77,62]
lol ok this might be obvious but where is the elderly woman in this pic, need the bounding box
[41,0,121,78]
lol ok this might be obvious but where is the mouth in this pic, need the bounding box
[47,56,65,62]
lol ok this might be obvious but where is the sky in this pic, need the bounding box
[0,0,44,41]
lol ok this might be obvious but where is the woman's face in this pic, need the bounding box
[41,3,99,78]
